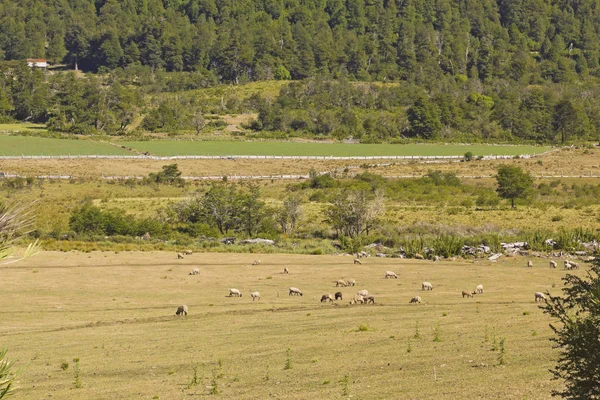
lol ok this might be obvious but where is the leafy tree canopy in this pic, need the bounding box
[495,165,534,209]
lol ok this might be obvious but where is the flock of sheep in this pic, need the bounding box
[174,253,578,315]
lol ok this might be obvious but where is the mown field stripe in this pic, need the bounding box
[0,136,131,156]
[0,135,551,157]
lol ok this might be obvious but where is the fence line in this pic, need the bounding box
[0,153,537,161]
[1,173,598,181]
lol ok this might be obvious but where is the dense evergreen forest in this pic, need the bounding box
[1,0,600,142]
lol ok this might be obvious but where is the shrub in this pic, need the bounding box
[308,190,327,202]
[274,66,291,80]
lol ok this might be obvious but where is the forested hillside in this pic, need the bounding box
[1,0,600,142]
[3,0,600,82]
[3,0,600,81]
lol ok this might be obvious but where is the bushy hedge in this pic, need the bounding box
[69,203,167,238]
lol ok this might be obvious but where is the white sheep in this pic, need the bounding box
[570,261,580,270]
[409,296,421,304]
[283,267,289,274]
[183,250,193,255]
[385,271,398,279]
[252,259,261,266]
[475,284,484,294]
[356,289,368,297]
[564,260,573,270]
[229,288,242,297]
[534,292,546,302]
[421,281,433,291]
[350,294,364,304]
[527,260,533,268]
[346,279,356,286]
[335,279,347,287]
[549,260,557,269]
[289,287,303,296]
[250,291,261,301]
[354,258,362,265]
[177,253,184,259]
[188,268,200,275]
[320,293,334,303]
[176,305,188,316]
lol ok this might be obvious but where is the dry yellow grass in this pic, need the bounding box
[0,157,352,178]
[1,251,571,399]
[369,147,600,178]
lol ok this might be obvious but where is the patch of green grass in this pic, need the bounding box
[0,123,47,133]
[0,136,131,156]
[119,141,551,157]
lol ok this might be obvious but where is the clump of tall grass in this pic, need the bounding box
[431,234,464,258]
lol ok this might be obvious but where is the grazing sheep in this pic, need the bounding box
[357,289,368,297]
[289,287,303,296]
[176,305,188,316]
[570,261,580,270]
[364,295,375,304]
[229,288,242,297]
[335,292,343,300]
[534,292,546,302]
[433,255,441,262]
[414,253,424,260]
[320,293,334,303]
[549,260,557,269]
[188,268,200,275]
[283,267,289,274]
[177,253,184,259]
[354,258,362,265]
[564,260,573,270]
[409,296,421,304]
[475,284,484,294]
[527,260,533,268]
[385,271,398,279]
[462,290,474,298]
[422,281,433,291]
[252,260,261,266]
[336,279,347,287]
[350,294,365,304]
[250,291,261,301]
[183,250,193,255]
[346,279,356,286]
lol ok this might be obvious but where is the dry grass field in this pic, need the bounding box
[0,146,598,179]
[1,251,572,399]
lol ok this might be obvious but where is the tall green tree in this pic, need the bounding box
[407,96,442,139]
[553,99,590,144]
[542,258,600,399]
[495,165,533,209]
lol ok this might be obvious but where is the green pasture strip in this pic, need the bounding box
[0,123,47,133]
[0,135,131,156]
[120,141,551,157]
